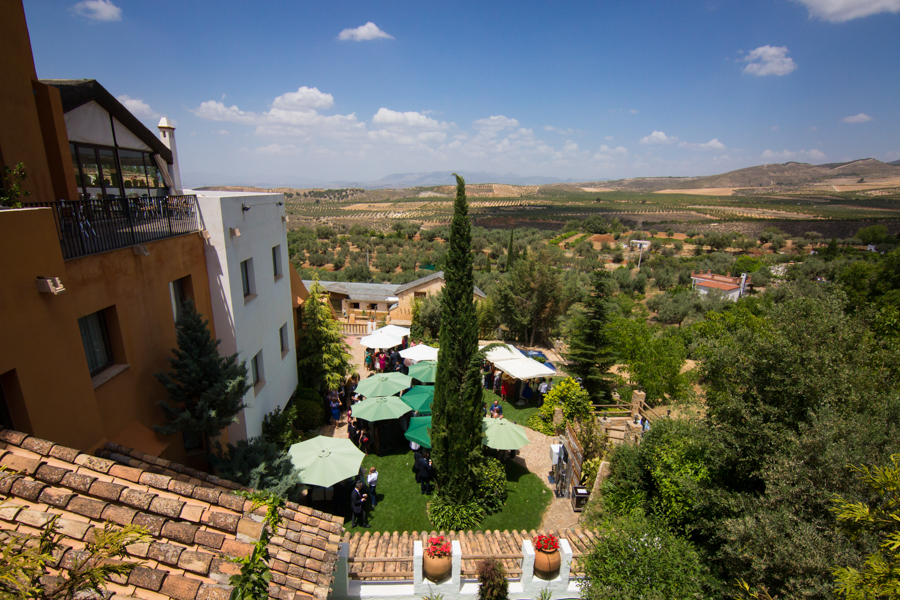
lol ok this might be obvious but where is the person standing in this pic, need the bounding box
[538,378,551,407]
[351,481,369,527]
[415,453,433,495]
[518,381,533,406]
[379,351,387,373]
[493,371,502,394]
[329,393,342,428]
[367,467,379,507]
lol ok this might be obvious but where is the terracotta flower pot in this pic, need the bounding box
[423,553,452,583]
[533,549,561,580]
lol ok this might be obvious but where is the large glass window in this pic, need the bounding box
[97,148,119,197]
[119,149,150,197]
[70,143,166,199]
[78,310,113,375]
[78,145,102,200]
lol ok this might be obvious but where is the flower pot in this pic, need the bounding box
[423,553,452,583]
[533,549,561,580]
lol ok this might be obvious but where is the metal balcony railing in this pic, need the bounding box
[26,195,200,259]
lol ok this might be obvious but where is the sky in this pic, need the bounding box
[23,0,900,187]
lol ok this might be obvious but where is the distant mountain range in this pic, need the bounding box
[185,159,900,192]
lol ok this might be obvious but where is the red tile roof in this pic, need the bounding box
[694,280,741,291]
[0,429,343,600]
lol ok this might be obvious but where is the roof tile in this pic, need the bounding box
[55,518,92,540]
[201,511,240,533]
[148,542,185,566]
[220,539,254,559]
[169,480,196,497]
[73,453,116,474]
[35,463,69,484]
[128,566,167,592]
[0,473,23,495]
[161,521,199,545]
[0,503,23,521]
[141,472,173,490]
[16,509,55,528]
[132,513,167,537]
[67,496,108,519]
[125,541,151,558]
[178,550,214,575]
[21,437,55,456]
[90,480,126,501]
[236,518,264,542]
[217,494,245,512]
[159,574,202,600]
[0,453,41,475]
[10,478,48,501]
[191,487,221,504]
[150,496,185,518]
[109,464,144,483]
[209,558,241,583]
[179,504,205,523]
[121,488,156,511]
[60,471,96,492]
[0,429,29,445]
[194,529,225,550]
[48,444,80,462]
[102,504,138,526]
[38,486,75,508]
[196,584,234,600]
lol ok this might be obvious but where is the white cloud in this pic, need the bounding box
[544,125,575,135]
[842,113,872,123]
[593,145,629,161]
[116,95,158,119]
[216,130,230,135]
[629,109,639,114]
[372,108,449,129]
[640,131,677,145]
[761,148,826,161]
[193,100,259,124]
[604,136,614,141]
[255,144,302,155]
[72,0,121,21]
[701,138,726,150]
[742,45,797,76]
[473,115,520,134]
[272,87,334,111]
[884,150,900,162]
[792,0,900,21]
[338,22,394,41]
[771,125,780,131]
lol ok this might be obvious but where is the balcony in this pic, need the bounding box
[27,195,200,259]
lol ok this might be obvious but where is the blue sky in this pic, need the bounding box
[23,0,900,186]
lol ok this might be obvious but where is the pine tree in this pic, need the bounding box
[296,281,354,392]
[155,299,249,451]
[431,174,484,505]
[564,270,616,403]
[505,229,517,271]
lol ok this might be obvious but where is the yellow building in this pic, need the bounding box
[0,1,213,463]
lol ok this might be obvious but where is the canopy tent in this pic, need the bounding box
[400,385,435,414]
[482,417,531,450]
[359,331,403,349]
[355,372,413,398]
[408,360,437,383]
[288,436,364,488]
[482,344,556,380]
[373,325,410,339]
[405,416,432,449]
[350,395,411,422]
[399,344,439,362]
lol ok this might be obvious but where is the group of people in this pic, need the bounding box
[412,449,435,494]
[350,466,379,528]
[365,346,409,374]
[483,362,553,408]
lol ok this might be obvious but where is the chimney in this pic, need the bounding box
[157,117,182,193]
[740,272,748,296]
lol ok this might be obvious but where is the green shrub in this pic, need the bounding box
[527,378,593,435]
[292,400,325,432]
[262,404,305,451]
[428,495,485,530]
[581,456,603,488]
[212,437,302,500]
[477,558,508,600]
[473,457,508,515]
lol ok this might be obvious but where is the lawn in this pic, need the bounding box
[326,447,552,534]
[482,388,538,426]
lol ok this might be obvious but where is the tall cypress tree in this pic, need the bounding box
[564,270,616,402]
[296,282,354,392]
[505,229,517,271]
[430,174,483,504]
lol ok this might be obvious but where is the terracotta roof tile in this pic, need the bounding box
[0,429,341,600]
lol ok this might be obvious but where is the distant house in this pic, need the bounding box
[690,270,751,301]
[630,239,651,250]
[304,271,486,325]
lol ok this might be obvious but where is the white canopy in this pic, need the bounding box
[359,331,403,349]
[399,344,439,361]
[482,344,556,380]
[374,325,410,338]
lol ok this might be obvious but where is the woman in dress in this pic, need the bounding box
[329,392,342,428]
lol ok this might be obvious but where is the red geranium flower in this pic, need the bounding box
[533,533,559,552]
[426,535,452,558]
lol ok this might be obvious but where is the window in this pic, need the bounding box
[351,302,360,310]
[240,258,255,300]
[169,276,190,323]
[369,303,378,311]
[280,323,289,356]
[415,292,427,299]
[69,142,166,200]
[251,351,264,388]
[272,245,283,279]
[78,310,113,375]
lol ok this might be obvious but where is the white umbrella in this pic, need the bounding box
[374,325,410,338]
[360,330,403,349]
[483,344,556,379]
[399,344,439,361]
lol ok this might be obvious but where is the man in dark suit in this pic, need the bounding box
[351,481,369,527]
[415,453,433,495]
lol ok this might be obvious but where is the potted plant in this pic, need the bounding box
[532,533,560,580]
[423,535,452,583]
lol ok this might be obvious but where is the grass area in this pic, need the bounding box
[328,448,552,534]
[482,388,538,426]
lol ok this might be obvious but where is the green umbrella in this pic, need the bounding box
[288,436,365,488]
[407,360,437,383]
[400,386,435,414]
[482,417,531,450]
[355,372,413,398]
[405,416,432,449]
[351,395,412,422]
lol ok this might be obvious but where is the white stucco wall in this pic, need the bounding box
[190,190,298,441]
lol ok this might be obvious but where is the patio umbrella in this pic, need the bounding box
[288,436,364,488]
[355,372,413,398]
[374,324,410,338]
[351,395,411,422]
[399,344,439,362]
[360,331,403,349]
[405,415,432,449]
[482,417,531,450]
[408,360,437,383]
[400,386,435,414]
